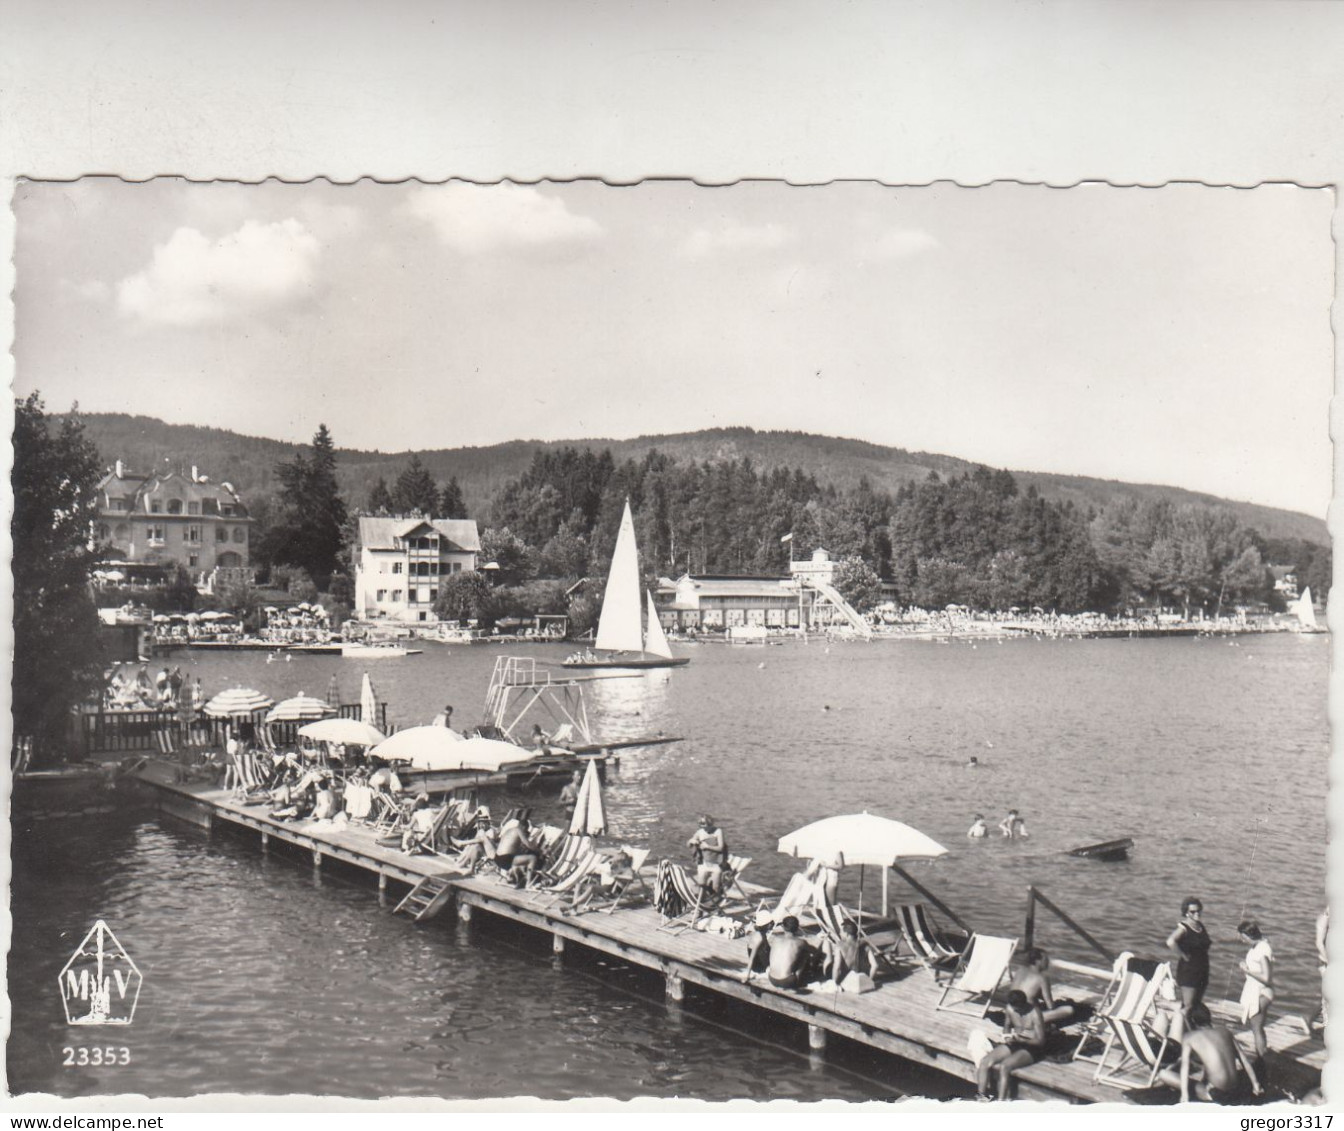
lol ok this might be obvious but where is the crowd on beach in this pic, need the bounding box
[103,663,200,710]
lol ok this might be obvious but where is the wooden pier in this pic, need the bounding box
[135,764,1324,1104]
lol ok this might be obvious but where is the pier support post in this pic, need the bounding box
[458,902,474,924]
[552,934,565,957]
[312,849,323,868]
[807,1024,828,1053]
[665,972,685,1003]
[260,830,269,852]
[378,873,388,893]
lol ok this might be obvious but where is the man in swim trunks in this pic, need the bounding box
[687,815,728,898]
[1158,1011,1263,1104]
[766,916,817,990]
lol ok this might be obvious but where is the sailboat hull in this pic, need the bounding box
[562,655,690,669]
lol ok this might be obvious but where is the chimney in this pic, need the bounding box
[191,466,198,482]
[115,459,124,478]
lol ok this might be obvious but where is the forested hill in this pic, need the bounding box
[66,414,1327,547]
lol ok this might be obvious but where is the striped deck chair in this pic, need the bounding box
[895,903,962,973]
[371,791,408,835]
[256,725,279,755]
[1075,958,1171,1065]
[534,845,601,907]
[811,888,901,978]
[1093,1015,1177,1089]
[528,834,593,891]
[155,727,180,756]
[229,750,269,803]
[934,934,1018,1017]
[654,859,712,933]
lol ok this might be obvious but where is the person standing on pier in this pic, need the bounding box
[1236,919,1274,1067]
[1167,897,1212,1018]
[688,815,728,899]
[559,770,582,816]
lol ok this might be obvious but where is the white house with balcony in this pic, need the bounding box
[353,515,481,623]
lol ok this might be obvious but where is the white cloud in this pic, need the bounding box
[680,221,791,260]
[116,219,321,327]
[867,227,939,259]
[405,183,602,254]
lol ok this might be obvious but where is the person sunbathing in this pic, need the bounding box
[401,794,440,852]
[309,777,339,822]
[742,908,774,982]
[562,849,633,916]
[447,812,497,873]
[1010,948,1077,1025]
[766,916,818,990]
[828,920,880,984]
[495,817,542,886]
[976,989,1046,1101]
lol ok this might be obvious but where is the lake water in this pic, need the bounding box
[9,632,1328,1099]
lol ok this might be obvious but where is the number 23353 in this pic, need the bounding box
[63,1047,130,1066]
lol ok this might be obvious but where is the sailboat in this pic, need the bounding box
[563,500,690,669]
[1293,587,1326,634]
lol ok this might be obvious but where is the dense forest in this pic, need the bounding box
[68,413,1330,620]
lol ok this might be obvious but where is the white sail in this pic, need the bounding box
[644,591,673,659]
[1295,587,1319,631]
[594,500,645,653]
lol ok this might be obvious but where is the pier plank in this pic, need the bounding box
[135,765,1324,1104]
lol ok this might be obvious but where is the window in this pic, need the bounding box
[451,562,462,574]
[407,590,418,604]
[150,499,162,514]
[109,499,127,512]
[392,562,403,574]
[96,523,111,540]
[232,528,246,543]
[429,589,438,602]
[376,589,387,601]
[147,524,165,545]
[391,589,403,602]
[167,499,183,514]
[418,611,428,621]
[188,501,200,515]
[188,554,199,568]
[216,526,228,542]
[186,525,202,544]
[202,498,219,515]
[220,503,235,516]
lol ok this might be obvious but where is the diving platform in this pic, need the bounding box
[133,764,1324,1105]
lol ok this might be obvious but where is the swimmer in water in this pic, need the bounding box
[967,755,979,769]
[968,814,988,838]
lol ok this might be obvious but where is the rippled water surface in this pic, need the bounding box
[10,633,1328,1099]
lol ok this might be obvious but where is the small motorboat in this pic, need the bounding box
[1067,837,1134,862]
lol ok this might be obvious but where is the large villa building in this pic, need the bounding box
[93,461,254,591]
[352,516,481,623]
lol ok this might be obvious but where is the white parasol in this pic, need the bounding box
[778,811,948,918]
[297,717,387,746]
[370,729,532,774]
[567,758,606,837]
[359,672,379,725]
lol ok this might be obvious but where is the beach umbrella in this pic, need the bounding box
[203,687,273,718]
[297,717,386,746]
[567,758,606,837]
[371,729,531,774]
[266,693,335,723]
[152,615,169,623]
[325,673,342,708]
[359,672,379,726]
[778,812,948,918]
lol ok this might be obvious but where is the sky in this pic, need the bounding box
[12,178,1334,518]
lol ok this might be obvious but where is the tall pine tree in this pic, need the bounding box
[264,424,349,588]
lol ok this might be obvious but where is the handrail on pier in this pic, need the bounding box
[890,863,974,935]
[1023,885,1113,962]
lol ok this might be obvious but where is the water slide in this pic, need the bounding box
[799,576,874,638]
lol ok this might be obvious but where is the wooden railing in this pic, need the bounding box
[1023,884,1113,961]
[80,702,389,755]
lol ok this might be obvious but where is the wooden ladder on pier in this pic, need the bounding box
[393,874,456,923]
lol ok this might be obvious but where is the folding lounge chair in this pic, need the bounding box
[155,727,180,756]
[719,855,753,904]
[371,791,409,835]
[528,834,593,892]
[654,860,714,933]
[934,934,1018,1017]
[896,903,963,973]
[534,845,601,907]
[599,847,652,914]
[1075,959,1171,1065]
[1093,1014,1177,1090]
[229,750,269,803]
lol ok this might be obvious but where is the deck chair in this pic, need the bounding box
[533,845,601,907]
[228,750,269,803]
[654,859,713,933]
[528,834,593,891]
[155,727,180,756]
[1075,958,1171,1065]
[719,855,753,903]
[1093,1014,1177,1089]
[401,802,456,854]
[895,903,962,972]
[934,934,1018,1017]
[599,847,653,914]
[370,790,409,835]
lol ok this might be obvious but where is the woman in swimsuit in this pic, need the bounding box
[975,989,1046,1101]
[1237,919,1274,1065]
[1166,896,1212,1016]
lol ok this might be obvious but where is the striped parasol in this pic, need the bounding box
[203,687,274,719]
[265,693,335,723]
